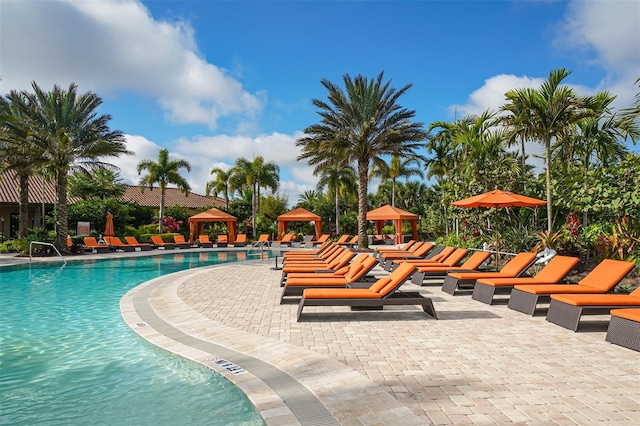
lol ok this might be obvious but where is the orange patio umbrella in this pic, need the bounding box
[104,212,115,237]
[451,189,546,269]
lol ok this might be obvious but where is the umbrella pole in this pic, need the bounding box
[495,208,499,271]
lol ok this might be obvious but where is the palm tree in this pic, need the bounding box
[137,148,191,233]
[369,155,423,207]
[206,167,233,210]
[229,156,279,236]
[7,82,129,249]
[0,93,46,238]
[69,169,126,200]
[557,91,639,225]
[297,72,428,247]
[316,164,357,234]
[502,68,594,232]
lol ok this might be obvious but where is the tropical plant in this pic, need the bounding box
[68,169,126,200]
[137,148,191,233]
[297,72,428,247]
[369,155,423,207]
[501,68,594,232]
[6,82,130,250]
[229,156,279,236]
[316,164,357,234]
[206,167,233,210]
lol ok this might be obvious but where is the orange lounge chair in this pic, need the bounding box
[278,233,296,246]
[374,239,416,253]
[380,243,439,270]
[197,234,214,248]
[234,234,247,247]
[442,252,538,295]
[124,236,153,251]
[339,235,358,248]
[283,244,341,262]
[173,235,192,249]
[105,236,136,252]
[507,259,635,316]
[394,247,469,269]
[311,234,330,246]
[284,242,334,259]
[334,234,351,245]
[546,286,640,331]
[282,247,350,269]
[253,234,270,248]
[280,250,356,285]
[471,255,580,305]
[410,251,492,285]
[151,235,175,250]
[296,262,437,321]
[606,308,640,351]
[83,237,111,253]
[281,254,379,301]
[216,235,228,247]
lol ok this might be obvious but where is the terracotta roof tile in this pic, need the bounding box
[0,169,224,209]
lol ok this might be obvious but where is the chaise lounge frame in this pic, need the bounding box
[546,299,640,331]
[605,309,640,351]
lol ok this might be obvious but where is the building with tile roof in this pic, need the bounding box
[0,169,224,239]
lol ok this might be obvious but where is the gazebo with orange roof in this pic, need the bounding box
[188,208,237,244]
[366,204,419,244]
[277,207,322,240]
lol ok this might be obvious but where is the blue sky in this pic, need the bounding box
[2,0,639,206]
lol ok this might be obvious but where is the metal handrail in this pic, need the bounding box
[29,241,67,265]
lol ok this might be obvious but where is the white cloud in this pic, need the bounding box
[0,0,263,129]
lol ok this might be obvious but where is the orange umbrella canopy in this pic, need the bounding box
[188,208,237,243]
[451,189,546,269]
[104,213,114,237]
[277,207,322,240]
[366,205,419,244]
[451,189,547,208]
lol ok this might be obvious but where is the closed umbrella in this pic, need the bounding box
[104,212,115,238]
[451,189,546,269]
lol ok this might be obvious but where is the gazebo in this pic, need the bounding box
[277,207,322,240]
[188,208,237,243]
[366,205,419,244]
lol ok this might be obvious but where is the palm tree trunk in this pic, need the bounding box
[159,186,165,233]
[335,191,340,235]
[582,156,589,227]
[224,188,229,210]
[545,138,553,232]
[521,139,526,190]
[56,172,69,252]
[18,171,30,238]
[392,179,396,207]
[357,162,369,248]
[252,184,257,237]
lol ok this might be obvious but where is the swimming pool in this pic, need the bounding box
[0,251,270,425]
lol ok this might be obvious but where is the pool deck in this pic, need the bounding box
[4,250,640,425]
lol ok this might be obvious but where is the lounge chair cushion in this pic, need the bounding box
[579,259,635,291]
[367,278,393,293]
[551,287,640,306]
[611,308,640,322]
[303,288,383,299]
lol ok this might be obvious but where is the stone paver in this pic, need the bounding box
[118,257,640,425]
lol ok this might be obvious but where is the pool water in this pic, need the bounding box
[0,251,269,425]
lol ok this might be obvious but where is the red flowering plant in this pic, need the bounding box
[162,216,183,233]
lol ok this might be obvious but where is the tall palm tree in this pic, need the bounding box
[0,93,46,237]
[369,155,423,207]
[8,82,129,249]
[206,167,233,210]
[316,164,357,234]
[502,68,593,232]
[557,91,639,225]
[297,72,428,247]
[229,156,279,236]
[137,148,191,233]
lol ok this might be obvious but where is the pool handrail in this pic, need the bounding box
[29,241,67,265]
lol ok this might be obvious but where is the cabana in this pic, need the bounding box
[188,208,237,244]
[366,205,419,244]
[277,207,322,240]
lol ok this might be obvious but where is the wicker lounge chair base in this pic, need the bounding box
[507,290,549,315]
[472,283,514,305]
[441,276,476,295]
[606,311,640,351]
[546,299,640,331]
[297,292,438,321]
[90,246,111,254]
